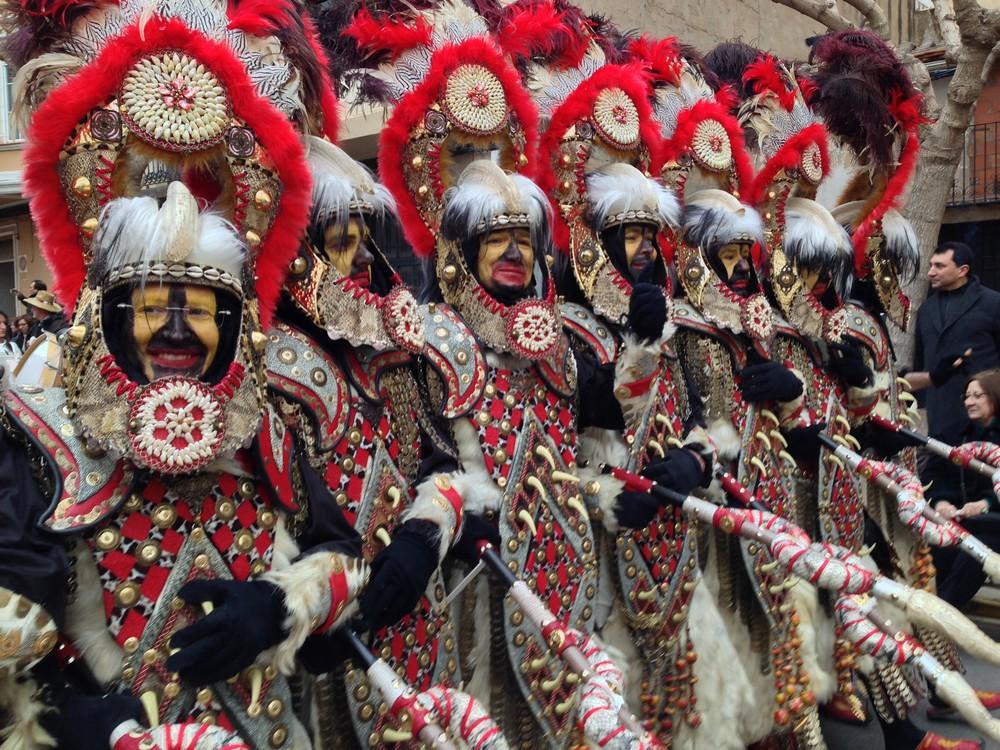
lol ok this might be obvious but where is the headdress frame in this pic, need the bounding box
[377,36,541,259]
[22,15,313,328]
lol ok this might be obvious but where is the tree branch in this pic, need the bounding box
[769,0,852,32]
[933,0,963,63]
[840,0,889,38]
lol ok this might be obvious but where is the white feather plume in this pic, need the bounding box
[586,164,681,231]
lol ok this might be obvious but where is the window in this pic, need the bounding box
[0,61,22,144]
[0,231,16,319]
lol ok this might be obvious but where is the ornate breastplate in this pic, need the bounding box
[615,353,702,738]
[464,355,598,747]
[86,459,295,748]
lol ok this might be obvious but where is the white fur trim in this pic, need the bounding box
[462,576,493,709]
[787,581,836,703]
[0,674,55,750]
[451,420,503,517]
[579,466,626,534]
[675,583,751,750]
[403,473,465,563]
[64,543,122,687]
[262,552,369,675]
[706,418,742,462]
[587,164,681,231]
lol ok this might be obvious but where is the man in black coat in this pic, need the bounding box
[906,241,1000,443]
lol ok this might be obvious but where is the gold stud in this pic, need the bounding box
[251,331,268,353]
[81,217,99,236]
[73,176,93,198]
[245,230,262,247]
[66,325,88,347]
[96,528,121,551]
[442,264,457,282]
[254,190,273,210]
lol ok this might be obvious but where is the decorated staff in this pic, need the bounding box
[869,415,1000,500]
[818,435,1000,580]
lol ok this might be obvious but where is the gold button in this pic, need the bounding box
[194,554,210,570]
[250,560,267,577]
[498,476,508,489]
[96,528,121,550]
[248,702,263,718]
[124,494,142,512]
[270,726,288,747]
[476,411,490,425]
[504,394,516,408]
[137,541,160,566]
[342,457,355,473]
[122,666,135,681]
[123,637,139,653]
[485,384,496,396]
[142,648,159,665]
[254,189,273,210]
[494,449,508,463]
[198,712,216,725]
[196,687,214,705]
[152,504,176,529]
[239,480,255,499]
[115,582,141,608]
[354,684,370,701]
[235,530,254,552]
[190,527,206,542]
[335,492,348,507]
[456,350,469,364]
[358,704,374,721]
[266,698,284,718]
[500,420,512,434]
[164,681,181,698]
[348,429,362,445]
[216,500,235,520]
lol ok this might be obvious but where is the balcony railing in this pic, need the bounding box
[948,121,1000,207]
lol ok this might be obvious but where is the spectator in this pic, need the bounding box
[906,241,1000,444]
[926,370,1000,613]
[23,290,69,339]
[11,314,30,351]
[11,278,47,304]
[0,311,18,357]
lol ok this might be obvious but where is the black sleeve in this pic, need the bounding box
[573,348,625,431]
[292,450,363,559]
[678,353,707,431]
[920,451,966,505]
[0,429,70,627]
[912,309,925,372]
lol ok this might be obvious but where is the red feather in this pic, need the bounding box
[226,0,295,37]
[344,7,433,62]
[743,54,796,111]
[378,37,539,258]
[747,122,829,205]
[23,15,310,327]
[888,89,927,130]
[498,1,583,67]
[627,35,682,87]
[797,74,818,104]
[852,124,919,276]
[535,63,661,252]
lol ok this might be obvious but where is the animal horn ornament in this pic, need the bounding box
[818,434,1000,581]
[869,415,1000,499]
[472,542,662,750]
[341,630,504,750]
[836,595,1000,744]
[606,466,1000,667]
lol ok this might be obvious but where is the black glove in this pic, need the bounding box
[827,338,872,388]
[628,283,667,341]
[854,422,922,458]
[40,691,144,750]
[359,519,438,631]
[783,423,826,465]
[930,351,968,387]
[641,449,704,496]
[167,579,287,685]
[614,490,663,530]
[738,360,803,403]
[450,513,501,567]
[297,627,357,675]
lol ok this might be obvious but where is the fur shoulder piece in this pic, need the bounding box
[421,302,487,419]
[4,385,133,533]
[265,322,350,454]
[561,301,620,365]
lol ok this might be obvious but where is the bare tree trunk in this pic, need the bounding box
[897,0,1000,367]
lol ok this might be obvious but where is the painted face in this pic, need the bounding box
[477,228,535,295]
[964,380,994,424]
[712,242,755,297]
[623,224,658,280]
[323,217,374,288]
[130,284,222,381]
